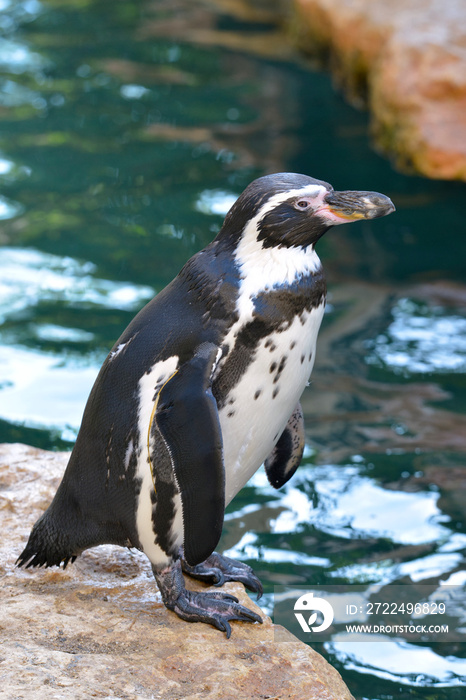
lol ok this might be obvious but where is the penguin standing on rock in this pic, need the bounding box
[18,173,395,637]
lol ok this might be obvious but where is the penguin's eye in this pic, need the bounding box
[294,199,312,211]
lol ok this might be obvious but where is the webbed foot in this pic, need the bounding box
[181,549,263,598]
[153,559,262,638]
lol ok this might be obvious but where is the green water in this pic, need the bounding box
[1,1,465,697]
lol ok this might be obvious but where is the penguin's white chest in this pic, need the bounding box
[218,302,325,505]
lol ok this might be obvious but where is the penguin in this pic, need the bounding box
[17,173,395,637]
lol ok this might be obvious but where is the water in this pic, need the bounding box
[0,1,465,697]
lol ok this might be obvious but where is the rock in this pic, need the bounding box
[292,0,466,180]
[0,443,353,700]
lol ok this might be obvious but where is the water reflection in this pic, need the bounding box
[0,343,98,439]
[223,454,466,694]
[329,640,466,688]
[0,37,47,73]
[0,248,154,440]
[120,84,150,100]
[0,155,31,180]
[303,284,466,459]
[366,298,466,376]
[0,248,154,320]
[311,465,449,545]
[225,530,331,568]
[224,459,459,581]
[0,78,45,110]
[195,189,237,216]
[0,194,23,219]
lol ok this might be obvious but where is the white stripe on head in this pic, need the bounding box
[234,184,326,318]
[253,184,328,221]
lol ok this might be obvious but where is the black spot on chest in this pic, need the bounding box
[212,269,326,408]
[273,356,287,384]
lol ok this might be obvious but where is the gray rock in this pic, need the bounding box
[0,443,353,700]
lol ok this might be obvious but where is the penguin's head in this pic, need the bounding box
[218,172,395,250]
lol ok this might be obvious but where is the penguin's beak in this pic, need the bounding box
[319,190,395,223]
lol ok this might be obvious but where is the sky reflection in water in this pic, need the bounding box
[329,639,466,688]
[367,298,466,376]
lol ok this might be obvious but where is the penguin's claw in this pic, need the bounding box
[153,559,262,637]
[172,590,262,638]
[181,550,264,599]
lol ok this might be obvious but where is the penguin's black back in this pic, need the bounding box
[17,244,240,567]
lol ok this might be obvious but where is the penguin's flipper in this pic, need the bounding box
[264,402,305,489]
[156,342,224,567]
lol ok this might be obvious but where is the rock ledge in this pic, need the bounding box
[293,0,466,180]
[0,443,353,700]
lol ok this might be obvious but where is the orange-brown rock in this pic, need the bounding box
[0,443,354,700]
[293,0,466,180]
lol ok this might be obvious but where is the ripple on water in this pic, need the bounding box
[328,639,466,688]
[0,247,155,323]
[306,464,451,545]
[194,189,238,216]
[365,297,466,376]
[225,458,465,691]
[0,194,23,219]
[0,343,98,434]
[239,463,452,547]
[0,247,155,438]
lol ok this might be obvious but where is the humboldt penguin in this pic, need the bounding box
[17,173,395,637]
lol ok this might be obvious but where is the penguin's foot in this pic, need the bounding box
[180,549,263,598]
[153,559,262,638]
